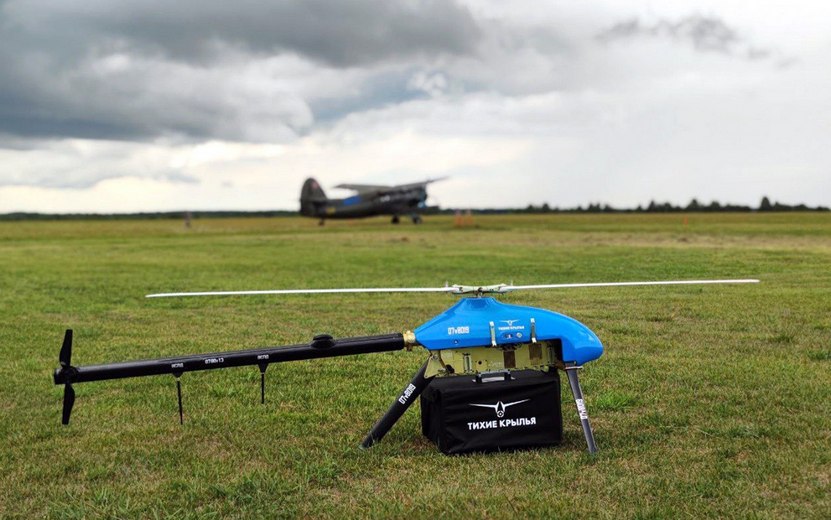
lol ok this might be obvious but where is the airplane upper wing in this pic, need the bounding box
[392,177,448,191]
[335,177,447,194]
[334,183,391,194]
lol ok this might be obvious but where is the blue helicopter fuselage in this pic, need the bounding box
[414,297,603,366]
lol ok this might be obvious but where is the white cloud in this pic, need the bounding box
[0,127,531,212]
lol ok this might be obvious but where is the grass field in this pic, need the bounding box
[1,213,829,519]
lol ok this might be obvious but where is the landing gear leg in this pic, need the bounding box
[361,358,433,448]
[391,215,400,224]
[564,365,598,454]
[411,214,422,224]
[318,218,325,226]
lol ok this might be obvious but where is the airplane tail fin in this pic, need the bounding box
[300,178,327,216]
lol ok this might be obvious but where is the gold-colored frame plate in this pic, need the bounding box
[424,341,561,378]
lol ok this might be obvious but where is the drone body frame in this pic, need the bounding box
[54,278,759,454]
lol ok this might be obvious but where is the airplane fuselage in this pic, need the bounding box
[300,177,434,224]
[307,188,427,219]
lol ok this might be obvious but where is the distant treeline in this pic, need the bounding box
[0,197,826,221]
[515,196,829,214]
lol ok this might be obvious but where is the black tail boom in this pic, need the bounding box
[54,332,406,385]
[53,330,409,425]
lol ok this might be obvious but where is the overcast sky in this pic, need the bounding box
[0,0,828,213]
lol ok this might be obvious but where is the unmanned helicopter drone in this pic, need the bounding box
[53,278,759,453]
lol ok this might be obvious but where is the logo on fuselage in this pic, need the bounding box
[497,319,525,332]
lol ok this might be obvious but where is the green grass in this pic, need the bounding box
[1,213,829,518]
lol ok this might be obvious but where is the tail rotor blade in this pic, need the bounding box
[57,329,77,425]
[62,384,75,425]
[59,329,73,367]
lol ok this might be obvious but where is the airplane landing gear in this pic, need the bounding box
[411,214,422,224]
[391,215,400,224]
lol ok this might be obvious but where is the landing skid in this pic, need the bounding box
[362,359,432,448]
[564,364,598,453]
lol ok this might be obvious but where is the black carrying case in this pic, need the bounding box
[420,369,562,455]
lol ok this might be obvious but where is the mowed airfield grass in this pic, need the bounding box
[0,213,829,519]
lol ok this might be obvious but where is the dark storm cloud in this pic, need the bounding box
[597,14,774,59]
[11,0,481,68]
[105,0,481,67]
[310,70,427,123]
[0,0,482,143]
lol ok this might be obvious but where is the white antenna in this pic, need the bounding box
[146,279,759,298]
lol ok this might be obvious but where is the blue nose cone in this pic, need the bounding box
[565,325,603,365]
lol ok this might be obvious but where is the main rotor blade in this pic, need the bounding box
[147,287,458,298]
[502,279,760,292]
[147,279,759,298]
